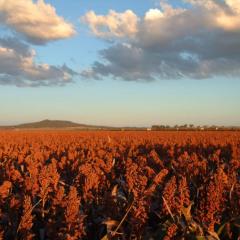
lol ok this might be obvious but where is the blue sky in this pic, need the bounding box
[0,0,240,127]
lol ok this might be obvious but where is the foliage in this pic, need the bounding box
[0,131,239,239]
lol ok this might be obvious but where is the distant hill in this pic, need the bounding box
[16,119,87,129]
[0,119,111,130]
[0,119,150,131]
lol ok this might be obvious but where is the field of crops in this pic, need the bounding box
[0,131,239,240]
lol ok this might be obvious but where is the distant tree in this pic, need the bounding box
[179,124,188,129]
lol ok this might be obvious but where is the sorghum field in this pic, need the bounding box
[0,131,239,240]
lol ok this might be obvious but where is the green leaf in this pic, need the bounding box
[208,231,220,240]
[181,202,193,222]
[196,236,207,240]
[217,222,226,236]
[101,234,109,240]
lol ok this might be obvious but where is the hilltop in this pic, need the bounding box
[0,119,110,130]
[16,119,86,129]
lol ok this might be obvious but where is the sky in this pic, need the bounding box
[0,0,240,127]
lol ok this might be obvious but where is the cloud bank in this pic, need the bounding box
[0,0,77,87]
[0,37,77,87]
[82,0,240,81]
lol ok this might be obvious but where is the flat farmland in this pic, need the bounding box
[0,131,239,240]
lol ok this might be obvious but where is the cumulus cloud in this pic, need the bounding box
[0,0,77,87]
[82,10,139,38]
[0,37,77,87]
[0,0,75,44]
[82,0,240,81]
[144,9,164,21]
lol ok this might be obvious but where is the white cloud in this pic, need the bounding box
[184,0,240,30]
[82,10,139,38]
[0,37,77,87]
[144,9,164,21]
[226,0,240,13]
[81,0,240,81]
[0,0,75,44]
